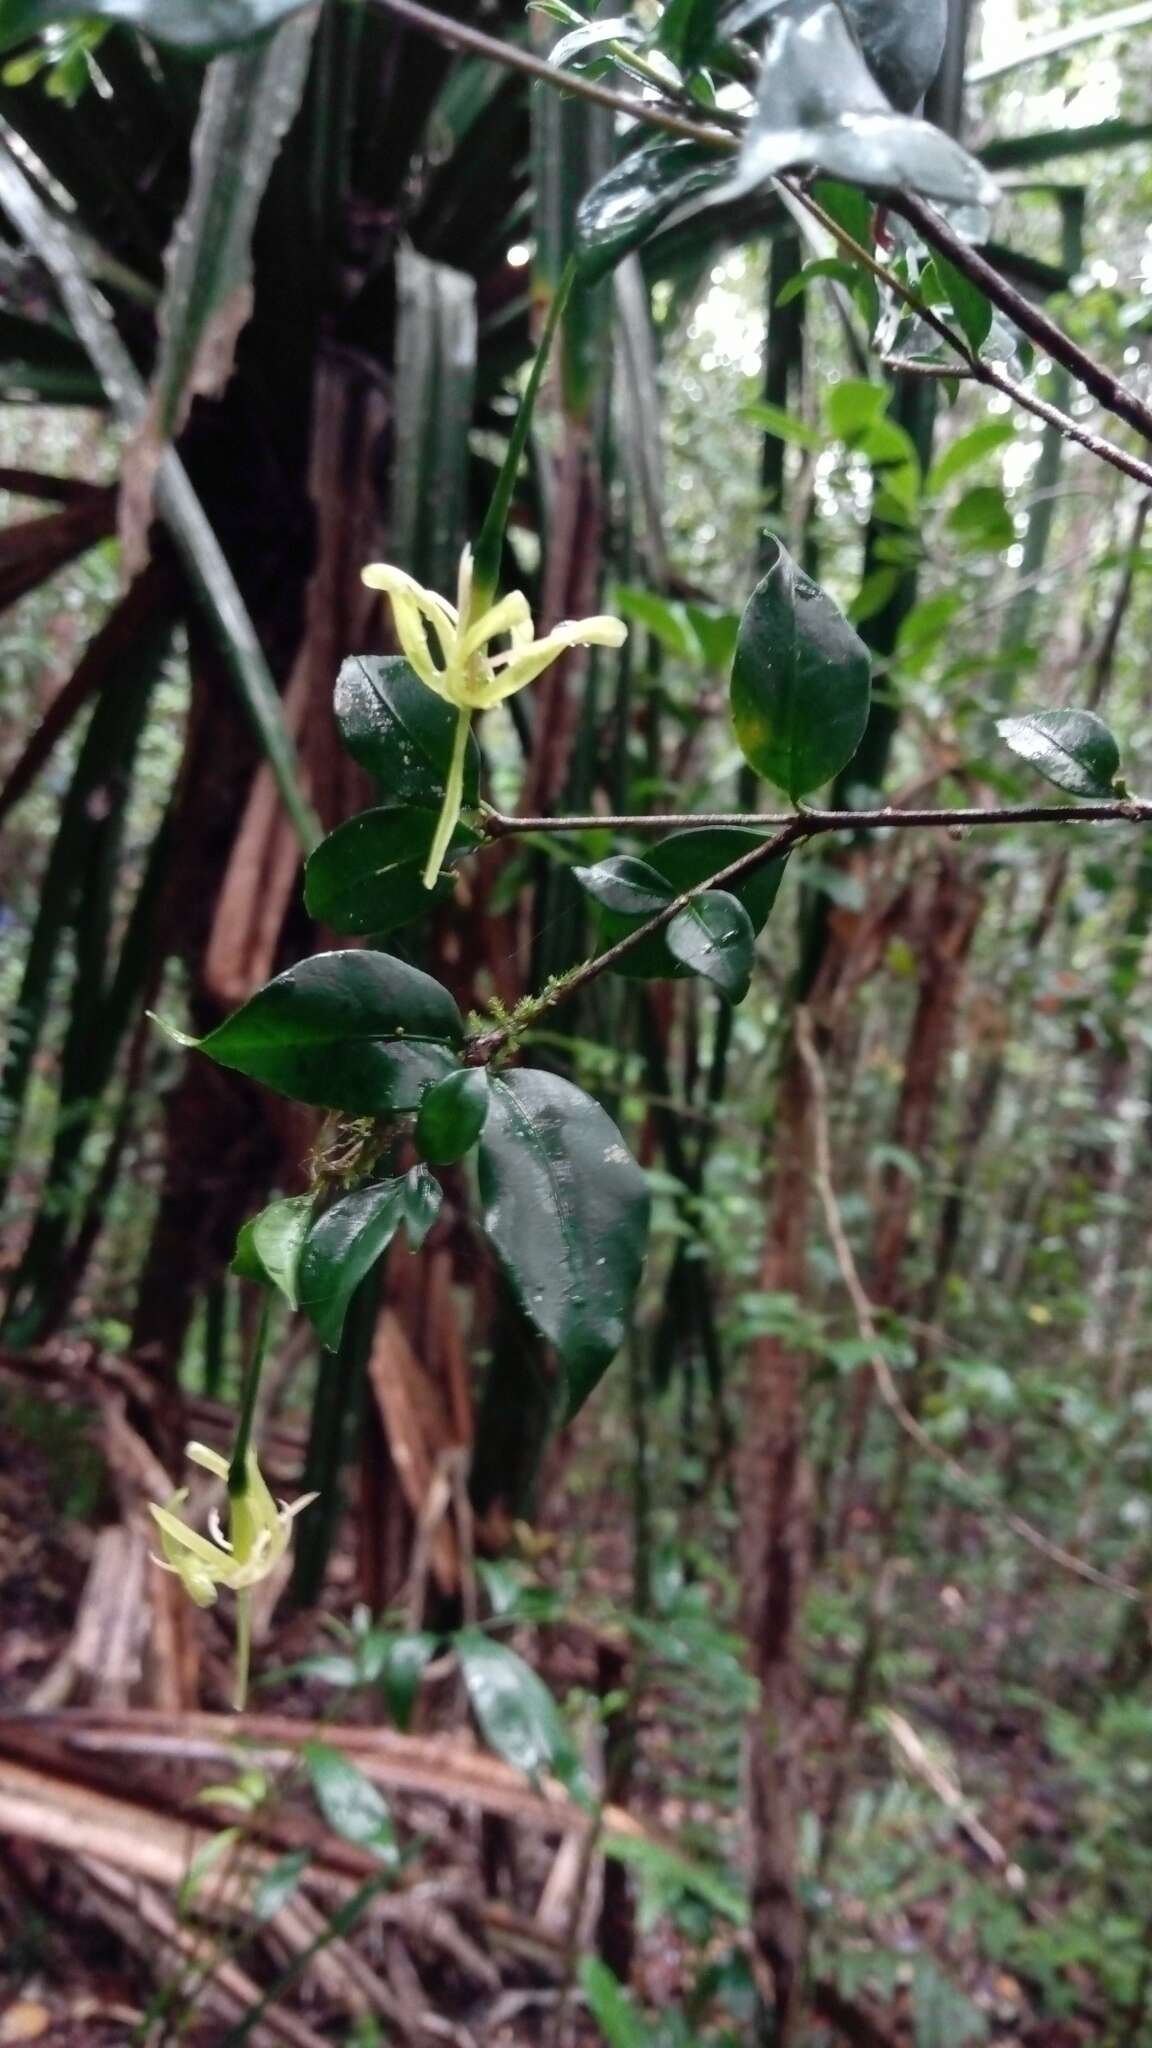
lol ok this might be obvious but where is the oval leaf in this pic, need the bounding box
[478,1070,649,1417]
[456,1630,577,1783]
[334,656,480,811]
[303,1743,397,1864]
[304,806,479,935]
[996,710,1123,800]
[713,0,997,213]
[298,1181,406,1350]
[573,855,675,918]
[194,951,463,1115]
[230,1193,313,1308]
[415,1067,491,1165]
[666,890,755,1003]
[731,539,871,799]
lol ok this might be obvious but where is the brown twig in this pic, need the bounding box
[469,799,1152,1062]
[894,190,1152,450]
[793,1007,1142,1598]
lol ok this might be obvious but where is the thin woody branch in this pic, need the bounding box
[376,0,1152,486]
[468,797,1152,1061]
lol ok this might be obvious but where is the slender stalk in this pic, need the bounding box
[228,1295,272,1491]
[473,258,578,604]
[469,799,1152,1062]
[424,706,473,888]
[369,0,736,149]
[894,189,1152,451]
[483,797,1152,836]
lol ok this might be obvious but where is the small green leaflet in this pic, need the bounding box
[415,1067,491,1165]
[303,1743,398,1865]
[478,1070,649,1417]
[185,950,463,1116]
[927,417,1015,496]
[574,855,674,918]
[730,539,871,799]
[996,710,1124,800]
[667,890,754,1003]
[298,1181,406,1350]
[231,1194,313,1308]
[456,1630,578,1784]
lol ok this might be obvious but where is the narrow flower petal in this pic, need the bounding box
[458,589,532,663]
[361,565,458,688]
[476,616,629,705]
[186,1441,229,1481]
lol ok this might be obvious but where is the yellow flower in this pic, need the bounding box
[150,1442,315,1708]
[361,546,627,888]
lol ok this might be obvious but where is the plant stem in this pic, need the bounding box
[424,706,473,889]
[369,0,736,148]
[473,258,578,604]
[228,1294,272,1493]
[468,797,1152,1062]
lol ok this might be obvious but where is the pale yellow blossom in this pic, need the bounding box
[362,546,626,887]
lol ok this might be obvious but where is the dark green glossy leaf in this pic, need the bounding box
[415,1067,490,1166]
[251,1849,310,1924]
[574,136,728,285]
[303,1743,398,1865]
[230,1194,313,1308]
[573,855,674,917]
[298,1181,406,1350]
[333,656,480,811]
[594,827,787,979]
[401,1163,442,1251]
[716,0,997,213]
[187,950,463,1116]
[304,807,479,935]
[666,889,754,1003]
[731,539,871,798]
[996,710,1123,800]
[0,0,312,53]
[456,1630,577,1782]
[478,1070,649,1417]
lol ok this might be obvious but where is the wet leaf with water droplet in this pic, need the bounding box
[478,1071,649,1417]
[334,656,481,810]
[731,538,871,799]
[667,890,755,1003]
[298,1181,406,1349]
